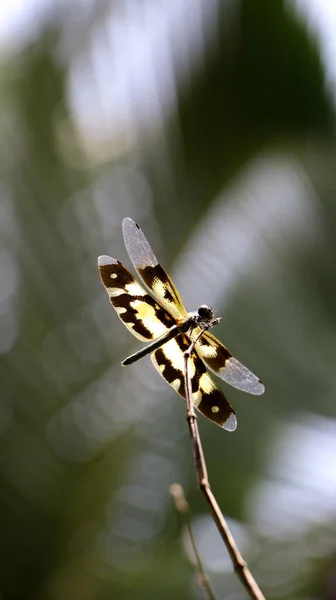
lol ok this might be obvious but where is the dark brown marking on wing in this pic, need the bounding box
[141,265,175,302]
[154,334,206,396]
[112,292,173,332]
[191,358,207,394]
[163,288,175,302]
[175,335,190,352]
[155,347,185,392]
[138,264,186,318]
[99,259,175,340]
[198,389,235,428]
[197,334,231,372]
[179,334,208,393]
[153,334,207,396]
[99,259,133,288]
[139,264,169,288]
[110,293,149,338]
[153,337,235,429]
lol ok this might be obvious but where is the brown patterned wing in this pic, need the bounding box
[98,255,175,341]
[195,330,265,395]
[122,217,187,320]
[151,334,237,431]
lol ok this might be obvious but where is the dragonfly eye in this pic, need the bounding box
[197,305,214,322]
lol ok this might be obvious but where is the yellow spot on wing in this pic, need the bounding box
[161,339,196,377]
[197,344,217,359]
[192,389,202,407]
[171,379,181,391]
[125,282,147,296]
[130,299,168,338]
[107,287,125,297]
[192,372,221,408]
[152,280,168,301]
[199,372,214,394]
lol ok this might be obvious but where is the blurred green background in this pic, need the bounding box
[1,1,336,598]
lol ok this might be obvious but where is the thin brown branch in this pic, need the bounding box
[170,483,217,600]
[183,344,266,600]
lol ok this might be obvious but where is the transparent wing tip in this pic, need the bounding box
[122,217,138,233]
[221,357,265,396]
[254,380,265,395]
[243,376,265,395]
[98,255,118,266]
[222,413,237,432]
[122,217,158,269]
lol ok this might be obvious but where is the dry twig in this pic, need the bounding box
[170,483,216,600]
[183,337,266,600]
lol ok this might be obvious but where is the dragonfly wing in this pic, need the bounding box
[195,330,265,395]
[122,218,187,320]
[151,333,237,431]
[98,255,175,341]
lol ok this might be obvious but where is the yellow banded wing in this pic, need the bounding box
[194,330,265,395]
[122,217,187,320]
[98,255,175,341]
[151,334,237,431]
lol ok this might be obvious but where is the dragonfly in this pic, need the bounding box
[98,218,264,431]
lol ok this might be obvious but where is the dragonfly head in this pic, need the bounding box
[197,305,214,323]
